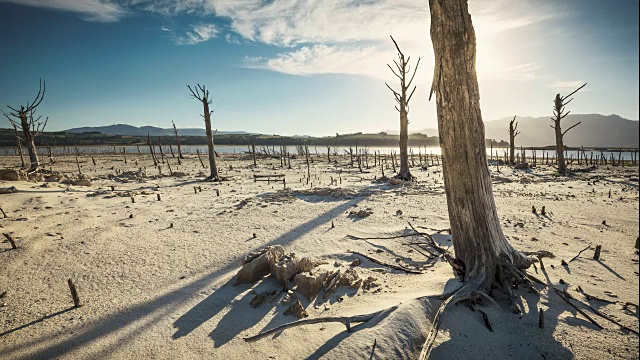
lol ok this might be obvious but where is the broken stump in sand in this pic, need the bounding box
[593,245,602,260]
[294,272,328,301]
[68,279,81,307]
[271,255,320,284]
[235,245,285,285]
[284,300,308,319]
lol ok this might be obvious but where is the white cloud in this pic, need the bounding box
[547,80,588,91]
[499,63,543,81]
[0,0,127,22]
[175,23,219,45]
[209,0,561,79]
[3,0,564,79]
[244,45,393,78]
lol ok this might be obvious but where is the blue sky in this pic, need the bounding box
[0,0,638,136]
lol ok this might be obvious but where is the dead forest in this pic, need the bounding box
[0,1,638,359]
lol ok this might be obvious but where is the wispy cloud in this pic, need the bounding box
[213,0,560,78]
[0,0,127,22]
[244,45,391,78]
[500,63,543,81]
[174,23,219,45]
[547,80,588,91]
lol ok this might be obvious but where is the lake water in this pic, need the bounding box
[1,145,638,161]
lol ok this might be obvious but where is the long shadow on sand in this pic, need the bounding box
[171,189,378,344]
[0,185,380,359]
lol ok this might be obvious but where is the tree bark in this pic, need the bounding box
[508,117,517,164]
[429,0,530,281]
[12,124,25,168]
[172,120,184,160]
[203,100,219,180]
[398,109,412,179]
[553,106,567,175]
[19,115,40,171]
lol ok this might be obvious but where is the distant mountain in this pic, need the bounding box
[483,114,639,148]
[64,124,255,137]
[397,114,637,148]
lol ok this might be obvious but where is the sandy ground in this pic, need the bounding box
[0,150,638,359]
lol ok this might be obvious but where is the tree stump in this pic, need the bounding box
[593,245,602,260]
[68,279,81,307]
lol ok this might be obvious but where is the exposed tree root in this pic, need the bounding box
[393,173,416,182]
[349,251,424,274]
[419,251,542,359]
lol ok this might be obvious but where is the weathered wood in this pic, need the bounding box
[349,251,423,274]
[188,84,219,181]
[593,245,602,260]
[569,244,592,263]
[3,233,17,249]
[420,2,535,358]
[67,279,81,307]
[196,149,206,169]
[244,309,390,342]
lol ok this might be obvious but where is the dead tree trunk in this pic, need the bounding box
[508,116,519,164]
[188,84,219,181]
[3,79,48,172]
[147,132,158,166]
[422,1,538,357]
[386,36,421,181]
[12,124,25,168]
[172,120,184,162]
[551,83,587,175]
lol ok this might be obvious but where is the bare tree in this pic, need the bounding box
[188,84,219,181]
[551,83,587,175]
[422,1,540,357]
[172,120,184,162]
[2,79,48,172]
[508,116,520,164]
[385,36,421,181]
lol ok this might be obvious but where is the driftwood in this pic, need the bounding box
[3,233,17,249]
[0,187,18,194]
[244,308,392,342]
[569,244,592,263]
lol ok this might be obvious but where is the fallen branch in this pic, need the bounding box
[407,222,448,254]
[244,308,394,342]
[568,288,638,335]
[551,287,603,330]
[2,233,17,249]
[346,233,419,241]
[569,244,592,263]
[349,251,424,274]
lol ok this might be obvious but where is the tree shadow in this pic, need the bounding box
[170,188,377,343]
[0,307,75,338]
[304,305,401,359]
[2,186,375,359]
[429,286,576,359]
[595,259,625,280]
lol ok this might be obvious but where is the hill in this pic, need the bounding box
[483,114,639,148]
[64,124,253,137]
[402,114,638,148]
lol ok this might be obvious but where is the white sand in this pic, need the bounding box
[0,152,638,359]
